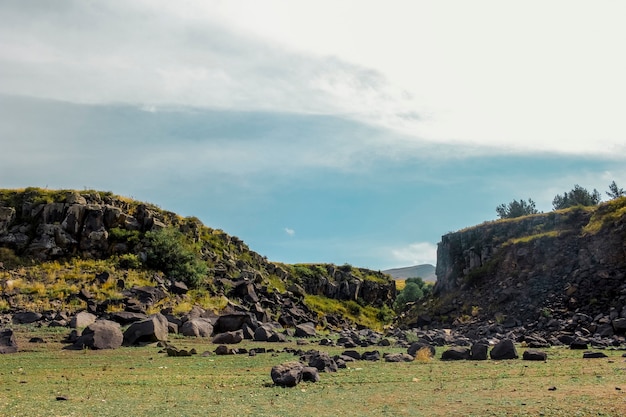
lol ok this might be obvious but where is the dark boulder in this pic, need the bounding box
[271,362,304,387]
[123,314,169,346]
[0,329,18,354]
[361,350,381,361]
[13,311,43,324]
[302,366,320,383]
[108,311,148,325]
[583,351,608,359]
[308,351,338,373]
[295,322,317,338]
[181,318,214,337]
[490,339,518,360]
[212,330,244,345]
[523,350,547,361]
[470,343,489,361]
[441,347,471,361]
[214,313,251,333]
[214,345,236,355]
[408,342,436,358]
[570,339,589,350]
[384,353,414,362]
[73,320,123,350]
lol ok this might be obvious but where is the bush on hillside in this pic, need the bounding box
[393,277,431,311]
[143,227,208,288]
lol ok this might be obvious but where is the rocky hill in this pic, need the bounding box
[401,197,626,345]
[0,188,395,330]
[383,264,436,282]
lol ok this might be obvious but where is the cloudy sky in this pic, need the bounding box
[1,0,625,270]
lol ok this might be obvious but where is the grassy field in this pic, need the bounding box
[1,326,625,416]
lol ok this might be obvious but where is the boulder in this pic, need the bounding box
[271,362,304,387]
[12,311,43,324]
[490,339,518,360]
[70,311,97,328]
[181,318,214,337]
[212,330,244,345]
[73,320,123,350]
[214,345,236,355]
[295,322,317,338]
[583,351,608,359]
[301,366,321,383]
[441,347,471,361]
[361,350,381,361]
[470,343,489,361]
[384,353,414,362]
[108,311,148,325]
[308,351,338,373]
[214,313,250,333]
[570,339,589,350]
[523,350,548,361]
[0,329,18,354]
[612,318,626,334]
[341,350,362,360]
[123,314,169,346]
[408,342,436,358]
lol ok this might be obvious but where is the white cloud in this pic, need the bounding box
[284,228,295,237]
[2,0,626,159]
[391,242,437,266]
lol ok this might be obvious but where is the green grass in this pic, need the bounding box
[1,326,626,416]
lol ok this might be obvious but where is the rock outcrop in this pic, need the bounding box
[405,198,626,346]
[0,188,395,331]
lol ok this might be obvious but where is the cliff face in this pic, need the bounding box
[411,198,626,337]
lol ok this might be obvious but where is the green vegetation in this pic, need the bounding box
[583,196,626,235]
[496,198,540,219]
[393,277,432,311]
[144,227,208,288]
[606,181,625,199]
[552,184,601,210]
[303,295,391,330]
[2,326,626,417]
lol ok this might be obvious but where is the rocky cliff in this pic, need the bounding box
[404,198,626,342]
[0,188,394,328]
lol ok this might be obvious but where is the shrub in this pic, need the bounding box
[144,227,208,288]
[116,253,142,269]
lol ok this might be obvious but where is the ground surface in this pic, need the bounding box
[1,326,625,416]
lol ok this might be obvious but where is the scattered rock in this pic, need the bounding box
[582,351,608,359]
[271,362,304,387]
[181,318,214,338]
[522,350,547,361]
[70,311,97,329]
[0,328,18,354]
[72,320,123,350]
[384,353,414,362]
[212,330,244,345]
[441,347,471,361]
[490,339,518,360]
[123,314,169,346]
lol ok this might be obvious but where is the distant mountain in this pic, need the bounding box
[383,264,436,282]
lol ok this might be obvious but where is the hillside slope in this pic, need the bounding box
[383,264,436,282]
[401,197,626,342]
[0,188,395,329]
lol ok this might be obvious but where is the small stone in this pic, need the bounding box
[548,386,557,391]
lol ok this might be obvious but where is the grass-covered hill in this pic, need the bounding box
[0,188,395,330]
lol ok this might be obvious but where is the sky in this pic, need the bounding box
[1,0,625,270]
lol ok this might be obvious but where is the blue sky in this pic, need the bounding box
[1,1,625,270]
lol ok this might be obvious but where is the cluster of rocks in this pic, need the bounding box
[0,303,323,353]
